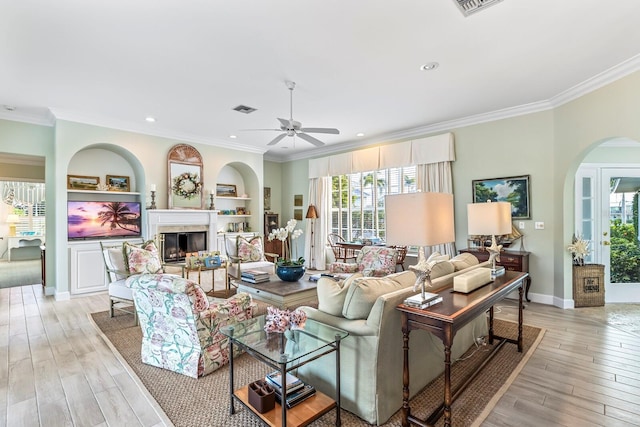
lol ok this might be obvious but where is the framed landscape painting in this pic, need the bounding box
[472,175,531,219]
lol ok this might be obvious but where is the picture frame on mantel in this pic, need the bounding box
[167,144,204,209]
[472,174,531,219]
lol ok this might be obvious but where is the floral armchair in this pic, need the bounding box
[329,245,399,277]
[126,273,254,378]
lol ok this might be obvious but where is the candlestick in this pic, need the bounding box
[148,190,157,210]
[208,193,215,210]
[150,184,156,192]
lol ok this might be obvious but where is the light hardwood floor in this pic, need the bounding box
[2,284,640,426]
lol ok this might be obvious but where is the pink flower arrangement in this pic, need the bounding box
[263,306,307,333]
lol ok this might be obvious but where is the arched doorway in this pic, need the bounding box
[574,138,640,303]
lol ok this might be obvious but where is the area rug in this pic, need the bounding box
[90,311,544,427]
[0,259,42,288]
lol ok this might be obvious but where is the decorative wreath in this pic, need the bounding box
[172,172,202,199]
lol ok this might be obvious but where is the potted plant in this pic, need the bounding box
[267,219,305,281]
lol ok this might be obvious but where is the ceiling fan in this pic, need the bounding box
[247,81,340,147]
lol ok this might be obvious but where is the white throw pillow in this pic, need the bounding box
[317,273,363,316]
[427,251,451,263]
[429,260,455,280]
[450,252,480,271]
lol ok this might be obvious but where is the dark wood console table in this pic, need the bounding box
[397,270,527,427]
[460,248,531,302]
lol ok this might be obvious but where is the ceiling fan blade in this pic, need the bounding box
[267,133,287,146]
[239,128,282,132]
[300,127,340,135]
[277,118,290,129]
[297,132,325,147]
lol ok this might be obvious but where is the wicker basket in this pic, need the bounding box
[573,264,605,307]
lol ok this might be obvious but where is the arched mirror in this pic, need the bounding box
[167,144,204,209]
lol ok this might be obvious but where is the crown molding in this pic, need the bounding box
[549,54,640,107]
[49,108,268,155]
[0,109,55,127]
[275,100,554,162]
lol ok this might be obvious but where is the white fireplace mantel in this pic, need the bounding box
[146,209,219,251]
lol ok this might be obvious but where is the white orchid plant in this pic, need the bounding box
[268,219,305,266]
[567,233,590,266]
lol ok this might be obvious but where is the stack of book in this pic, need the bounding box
[241,270,270,284]
[265,371,316,408]
[404,291,443,309]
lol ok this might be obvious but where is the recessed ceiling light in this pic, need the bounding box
[356,132,365,137]
[420,62,439,71]
[3,105,16,111]
[145,116,156,123]
[229,135,237,139]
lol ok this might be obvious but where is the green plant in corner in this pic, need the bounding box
[267,219,305,267]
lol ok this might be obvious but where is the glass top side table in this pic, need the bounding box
[221,315,348,426]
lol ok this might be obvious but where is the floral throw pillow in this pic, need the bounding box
[237,236,265,262]
[124,240,163,274]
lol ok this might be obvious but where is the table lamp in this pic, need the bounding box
[6,214,19,237]
[386,192,454,306]
[467,201,512,278]
[305,204,318,269]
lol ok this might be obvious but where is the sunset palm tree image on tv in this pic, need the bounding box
[68,201,142,240]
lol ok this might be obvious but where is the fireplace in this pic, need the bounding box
[146,210,219,262]
[161,231,207,263]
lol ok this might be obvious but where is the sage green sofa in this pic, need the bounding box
[298,254,489,425]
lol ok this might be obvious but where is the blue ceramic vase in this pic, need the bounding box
[276,265,305,282]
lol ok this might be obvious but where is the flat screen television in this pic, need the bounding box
[68,201,142,240]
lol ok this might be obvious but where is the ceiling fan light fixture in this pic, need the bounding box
[248,80,339,148]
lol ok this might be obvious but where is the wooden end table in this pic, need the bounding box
[397,270,527,427]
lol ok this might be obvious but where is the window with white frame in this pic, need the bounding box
[2,182,46,235]
[330,166,416,242]
[13,202,46,235]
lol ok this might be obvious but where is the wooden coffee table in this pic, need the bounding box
[233,276,318,308]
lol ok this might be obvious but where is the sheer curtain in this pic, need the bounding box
[305,176,330,269]
[416,161,456,257]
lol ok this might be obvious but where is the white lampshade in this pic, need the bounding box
[6,214,19,224]
[386,192,455,246]
[467,201,512,236]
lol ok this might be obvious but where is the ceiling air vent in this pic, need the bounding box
[453,0,504,17]
[233,105,257,114]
